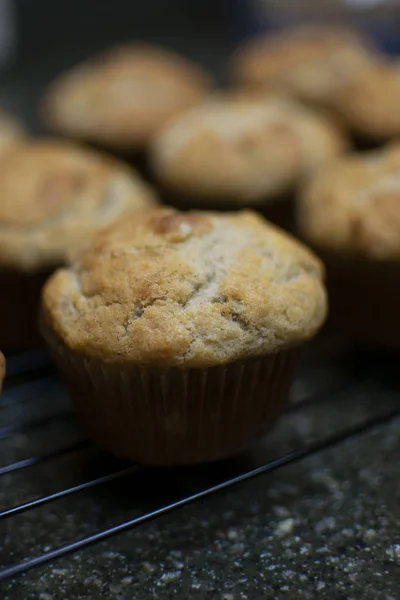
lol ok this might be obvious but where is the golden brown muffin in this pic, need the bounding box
[150,94,348,217]
[0,352,5,393]
[0,107,25,154]
[0,139,157,350]
[335,62,400,143]
[231,25,378,107]
[298,143,400,346]
[41,43,212,152]
[42,207,327,464]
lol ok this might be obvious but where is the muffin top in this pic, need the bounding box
[0,352,4,393]
[0,140,157,272]
[298,143,400,261]
[42,208,327,367]
[231,26,377,105]
[150,94,347,204]
[335,62,400,141]
[41,43,212,150]
[0,108,25,153]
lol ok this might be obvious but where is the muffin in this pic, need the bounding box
[0,139,157,351]
[150,94,348,224]
[334,62,400,144]
[41,207,327,465]
[0,352,4,393]
[231,25,378,107]
[41,43,212,154]
[0,107,25,154]
[298,142,400,346]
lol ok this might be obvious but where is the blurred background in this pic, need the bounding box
[2,0,400,75]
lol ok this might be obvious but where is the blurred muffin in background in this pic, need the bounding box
[41,207,327,465]
[0,107,25,153]
[149,94,348,226]
[0,139,157,351]
[230,25,380,108]
[40,43,212,154]
[298,142,400,347]
[334,61,400,144]
[0,352,4,393]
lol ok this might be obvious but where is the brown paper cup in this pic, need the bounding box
[44,328,298,465]
[321,252,400,347]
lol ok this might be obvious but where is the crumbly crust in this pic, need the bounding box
[42,208,327,367]
[150,94,347,204]
[298,143,400,260]
[0,352,4,393]
[231,26,377,105]
[0,108,25,153]
[41,43,212,150]
[0,140,157,272]
[335,62,400,141]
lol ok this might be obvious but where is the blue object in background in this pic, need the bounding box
[230,0,400,54]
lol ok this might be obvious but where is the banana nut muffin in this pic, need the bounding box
[231,25,378,107]
[150,94,348,223]
[0,352,4,394]
[298,142,400,346]
[41,207,327,465]
[0,139,157,350]
[0,107,25,154]
[41,43,212,152]
[334,61,400,143]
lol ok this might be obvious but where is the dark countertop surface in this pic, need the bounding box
[0,341,399,600]
[0,24,399,599]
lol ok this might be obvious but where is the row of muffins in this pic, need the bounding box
[41,26,400,149]
[1,25,400,466]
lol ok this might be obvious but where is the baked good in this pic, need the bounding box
[41,207,327,465]
[0,352,5,394]
[150,94,347,220]
[0,139,157,350]
[231,25,378,107]
[0,107,25,154]
[41,43,212,152]
[335,62,400,143]
[298,142,400,345]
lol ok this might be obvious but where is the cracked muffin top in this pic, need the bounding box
[298,143,400,261]
[150,94,347,204]
[230,25,377,106]
[0,139,157,272]
[41,43,212,150]
[42,207,327,367]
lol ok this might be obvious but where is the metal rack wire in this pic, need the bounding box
[0,343,399,583]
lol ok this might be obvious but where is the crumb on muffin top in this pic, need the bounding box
[42,207,327,367]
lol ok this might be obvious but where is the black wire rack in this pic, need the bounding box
[0,340,399,584]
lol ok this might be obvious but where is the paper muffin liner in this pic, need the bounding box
[0,270,49,351]
[43,327,299,465]
[321,252,400,347]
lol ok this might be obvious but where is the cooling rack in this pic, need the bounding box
[0,340,399,583]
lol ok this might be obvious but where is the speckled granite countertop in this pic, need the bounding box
[0,341,399,600]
